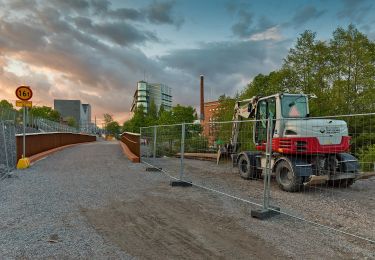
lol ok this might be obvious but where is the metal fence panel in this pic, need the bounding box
[0,121,17,178]
[140,112,375,245]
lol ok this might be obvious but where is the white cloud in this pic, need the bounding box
[249,26,283,41]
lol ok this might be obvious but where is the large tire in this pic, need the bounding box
[238,154,258,180]
[275,160,304,192]
[327,178,355,188]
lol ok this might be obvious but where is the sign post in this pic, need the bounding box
[15,86,33,170]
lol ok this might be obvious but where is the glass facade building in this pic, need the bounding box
[131,81,172,113]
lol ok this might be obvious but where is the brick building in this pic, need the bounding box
[201,100,222,145]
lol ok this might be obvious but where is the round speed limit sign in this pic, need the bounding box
[16,86,33,101]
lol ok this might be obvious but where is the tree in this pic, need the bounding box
[103,113,114,125]
[65,116,77,128]
[170,104,196,124]
[0,100,16,120]
[29,106,60,122]
[106,121,121,136]
[329,24,375,114]
[0,100,14,110]
[122,105,146,133]
[145,99,158,126]
[158,104,165,117]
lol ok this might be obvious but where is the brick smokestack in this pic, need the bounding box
[200,75,204,121]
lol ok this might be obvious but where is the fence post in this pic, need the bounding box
[23,108,26,158]
[170,123,192,187]
[251,116,279,219]
[139,127,143,162]
[263,116,273,209]
[153,125,157,159]
[2,122,10,178]
[180,123,185,181]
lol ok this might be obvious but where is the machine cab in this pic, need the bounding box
[253,93,309,145]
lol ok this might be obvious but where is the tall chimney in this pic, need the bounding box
[200,75,204,121]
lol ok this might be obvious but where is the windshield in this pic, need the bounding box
[281,95,308,118]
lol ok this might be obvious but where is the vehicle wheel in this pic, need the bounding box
[327,178,355,188]
[238,154,258,179]
[275,160,303,192]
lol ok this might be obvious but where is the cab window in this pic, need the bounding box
[281,95,307,118]
[255,98,276,144]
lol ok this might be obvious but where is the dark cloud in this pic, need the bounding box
[87,0,183,27]
[90,0,110,14]
[0,0,168,120]
[0,20,47,51]
[50,0,90,11]
[231,6,275,38]
[291,6,326,27]
[146,0,184,27]
[94,22,159,46]
[0,0,283,121]
[160,39,289,99]
[6,0,37,10]
[337,0,372,23]
[231,10,253,37]
[107,8,144,21]
[72,17,159,46]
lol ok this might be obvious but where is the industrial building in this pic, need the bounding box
[130,81,172,113]
[54,99,91,126]
[198,75,226,145]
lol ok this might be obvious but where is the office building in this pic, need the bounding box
[54,99,91,125]
[131,81,172,113]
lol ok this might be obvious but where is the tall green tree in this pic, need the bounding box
[330,24,375,114]
[29,106,60,122]
[106,121,121,136]
[122,104,146,133]
[170,104,196,124]
[0,100,14,110]
[103,113,114,125]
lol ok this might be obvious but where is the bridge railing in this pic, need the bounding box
[0,106,98,175]
[120,132,140,162]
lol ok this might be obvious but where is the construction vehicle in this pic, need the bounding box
[217,93,360,192]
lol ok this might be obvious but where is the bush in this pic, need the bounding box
[359,144,375,172]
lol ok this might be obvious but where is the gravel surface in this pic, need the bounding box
[1,141,374,259]
[144,156,375,259]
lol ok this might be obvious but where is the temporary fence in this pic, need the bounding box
[140,112,375,245]
[0,120,16,179]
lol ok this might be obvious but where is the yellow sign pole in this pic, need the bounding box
[15,86,32,170]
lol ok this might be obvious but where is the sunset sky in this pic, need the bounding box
[0,0,374,124]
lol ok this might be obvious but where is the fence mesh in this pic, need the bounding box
[140,113,375,244]
[0,121,17,178]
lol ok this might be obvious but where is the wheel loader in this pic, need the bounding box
[217,93,360,192]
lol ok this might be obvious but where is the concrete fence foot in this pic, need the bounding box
[251,206,280,220]
[170,180,192,187]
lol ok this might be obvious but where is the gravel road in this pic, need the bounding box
[1,141,374,259]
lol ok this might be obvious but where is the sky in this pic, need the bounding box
[0,0,374,124]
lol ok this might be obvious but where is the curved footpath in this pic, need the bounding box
[0,141,373,259]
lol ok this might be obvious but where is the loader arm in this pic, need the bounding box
[230,97,258,152]
[217,97,259,164]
